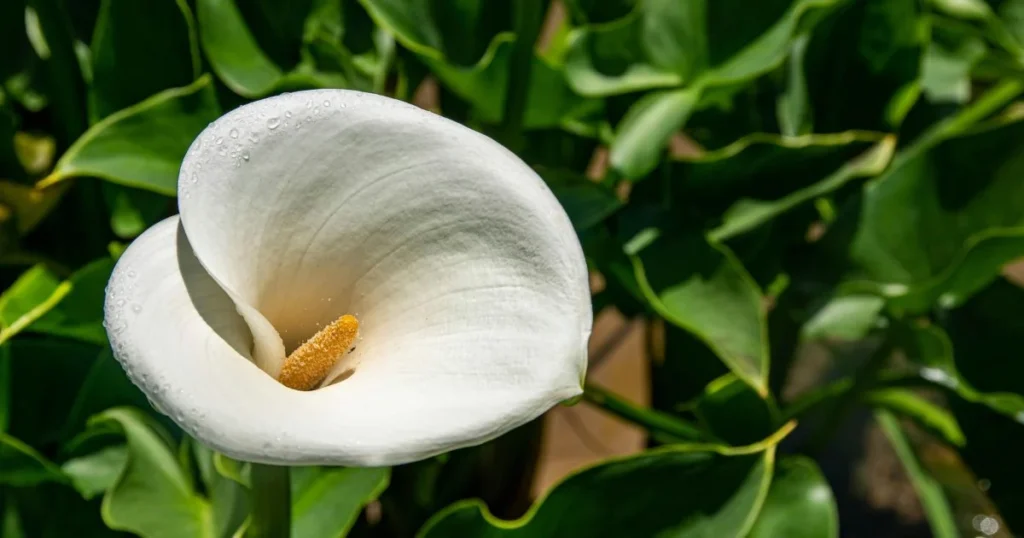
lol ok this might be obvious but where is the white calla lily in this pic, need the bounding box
[104,90,591,466]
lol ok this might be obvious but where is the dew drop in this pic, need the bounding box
[285,111,293,118]
[323,100,330,107]
[242,152,250,161]
[190,172,199,184]
[127,270,137,278]
[229,128,239,138]
[305,100,312,109]
[249,134,259,143]
[131,303,142,313]
[216,137,224,145]
[313,107,321,115]
[267,117,281,129]
[116,298,126,307]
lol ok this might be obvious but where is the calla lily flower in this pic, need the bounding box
[104,91,591,466]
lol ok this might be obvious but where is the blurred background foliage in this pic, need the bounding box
[1,0,1024,536]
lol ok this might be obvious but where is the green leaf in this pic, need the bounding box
[418,446,775,538]
[695,375,777,445]
[748,456,838,538]
[103,183,173,239]
[0,264,71,345]
[0,432,66,486]
[538,170,621,231]
[30,258,113,345]
[632,234,769,395]
[667,132,895,241]
[876,410,958,538]
[902,321,1024,422]
[801,295,885,341]
[564,0,843,97]
[291,466,390,538]
[849,118,1024,313]
[62,445,129,500]
[609,86,702,180]
[191,444,248,538]
[0,181,68,236]
[359,0,593,129]
[865,388,966,447]
[799,0,924,131]
[90,407,214,538]
[197,0,284,97]
[89,0,200,121]
[62,349,150,440]
[921,29,986,105]
[41,76,221,195]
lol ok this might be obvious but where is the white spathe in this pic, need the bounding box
[104,90,591,466]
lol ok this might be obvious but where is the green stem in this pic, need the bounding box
[501,0,544,149]
[249,464,291,538]
[584,383,713,444]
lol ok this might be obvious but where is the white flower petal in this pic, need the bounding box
[111,91,591,465]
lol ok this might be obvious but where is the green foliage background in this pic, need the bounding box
[1,0,1023,536]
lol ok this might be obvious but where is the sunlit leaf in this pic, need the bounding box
[291,466,390,538]
[62,445,128,500]
[632,234,769,395]
[0,264,71,345]
[748,456,838,538]
[865,388,966,447]
[88,407,214,538]
[40,76,221,195]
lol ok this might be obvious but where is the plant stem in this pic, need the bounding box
[583,383,713,443]
[501,0,544,149]
[249,464,291,538]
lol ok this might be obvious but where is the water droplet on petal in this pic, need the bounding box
[131,303,142,313]
[242,152,250,161]
[216,137,223,145]
[229,128,239,138]
[323,100,331,107]
[190,172,199,184]
[286,111,293,118]
[268,117,281,129]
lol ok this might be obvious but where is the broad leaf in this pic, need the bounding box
[801,295,885,341]
[291,466,390,538]
[41,76,221,195]
[610,87,701,180]
[30,258,113,345]
[632,234,769,395]
[0,265,70,345]
[197,0,284,97]
[849,117,1024,313]
[62,445,129,500]
[89,408,214,538]
[538,170,621,231]
[418,446,775,538]
[748,456,838,538]
[695,375,777,445]
[865,389,966,447]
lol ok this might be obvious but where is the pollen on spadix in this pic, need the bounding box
[278,314,359,391]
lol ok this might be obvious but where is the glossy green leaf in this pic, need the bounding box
[748,456,838,538]
[632,234,768,395]
[921,30,986,105]
[359,0,593,128]
[191,443,248,538]
[849,117,1024,313]
[30,258,113,345]
[41,76,221,195]
[0,264,70,345]
[419,446,775,538]
[89,407,214,538]
[564,0,843,97]
[876,410,958,538]
[0,432,66,486]
[801,295,885,341]
[683,132,896,241]
[89,0,199,121]
[197,0,284,97]
[865,388,966,447]
[291,466,390,538]
[609,86,701,180]
[62,445,129,500]
[902,321,1024,421]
